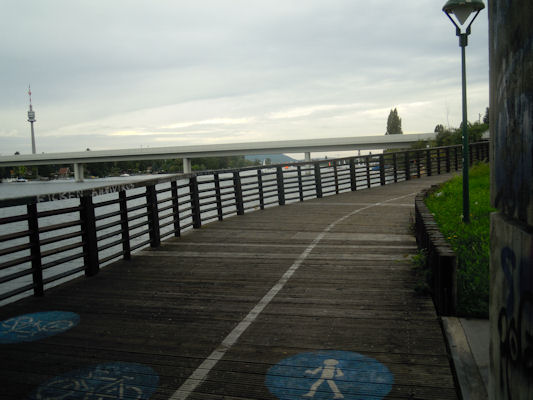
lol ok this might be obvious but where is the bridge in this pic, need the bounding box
[0,133,436,181]
[0,142,490,399]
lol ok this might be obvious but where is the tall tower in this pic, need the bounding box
[27,85,36,154]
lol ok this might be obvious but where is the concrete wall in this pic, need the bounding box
[489,2,533,399]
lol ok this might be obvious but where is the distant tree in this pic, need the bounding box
[435,122,489,147]
[37,164,59,178]
[0,167,9,178]
[469,121,489,142]
[14,165,27,177]
[483,107,489,124]
[14,151,20,155]
[410,140,430,150]
[385,108,403,135]
[434,124,445,134]
[435,128,458,147]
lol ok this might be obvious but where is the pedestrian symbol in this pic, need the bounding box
[304,358,345,398]
[265,350,393,400]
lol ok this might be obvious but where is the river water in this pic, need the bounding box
[0,175,175,200]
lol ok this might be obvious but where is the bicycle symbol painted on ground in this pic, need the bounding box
[28,362,159,400]
[265,350,393,400]
[0,311,80,344]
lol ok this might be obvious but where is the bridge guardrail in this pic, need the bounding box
[0,141,489,305]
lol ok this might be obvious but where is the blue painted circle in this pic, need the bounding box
[0,311,80,344]
[28,362,159,400]
[265,350,394,400]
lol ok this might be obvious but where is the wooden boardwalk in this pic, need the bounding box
[1,174,459,400]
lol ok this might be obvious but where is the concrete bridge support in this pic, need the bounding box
[183,158,192,174]
[304,152,311,174]
[74,163,85,182]
[489,2,533,399]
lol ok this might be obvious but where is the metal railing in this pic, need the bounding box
[0,141,489,304]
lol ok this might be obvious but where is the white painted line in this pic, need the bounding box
[169,191,417,400]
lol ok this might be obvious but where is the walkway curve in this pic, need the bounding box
[0,173,459,400]
[170,191,419,400]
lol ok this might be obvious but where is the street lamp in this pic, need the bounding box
[442,0,485,224]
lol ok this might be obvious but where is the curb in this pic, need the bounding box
[441,317,488,400]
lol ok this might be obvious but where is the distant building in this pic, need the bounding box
[58,167,71,178]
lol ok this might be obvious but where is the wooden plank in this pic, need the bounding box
[0,173,459,400]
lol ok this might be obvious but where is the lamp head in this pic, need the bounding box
[443,0,485,25]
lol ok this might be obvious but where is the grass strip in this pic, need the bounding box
[424,162,494,317]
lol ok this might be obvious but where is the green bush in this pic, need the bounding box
[424,162,494,317]
[435,122,488,147]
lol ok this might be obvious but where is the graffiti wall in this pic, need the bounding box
[489,1,533,226]
[490,2,533,399]
[490,215,533,399]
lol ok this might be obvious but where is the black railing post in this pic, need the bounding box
[276,166,285,206]
[119,190,131,259]
[436,149,441,175]
[365,156,371,188]
[170,181,181,237]
[297,165,304,202]
[440,255,458,315]
[425,149,431,177]
[190,176,202,228]
[454,146,459,171]
[233,171,244,215]
[257,169,265,210]
[405,151,411,180]
[333,161,339,194]
[27,203,43,296]
[379,154,385,186]
[214,173,223,221]
[469,145,473,166]
[392,153,398,183]
[80,195,99,277]
[314,163,323,198]
[445,148,451,173]
[146,184,161,248]
[349,158,357,191]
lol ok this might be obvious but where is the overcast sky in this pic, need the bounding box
[1,0,489,157]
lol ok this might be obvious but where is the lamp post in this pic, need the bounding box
[442,0,484,224]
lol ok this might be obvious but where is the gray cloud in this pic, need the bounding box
[1,0,489,155]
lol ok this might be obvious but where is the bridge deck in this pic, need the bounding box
[1,174,458,400]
